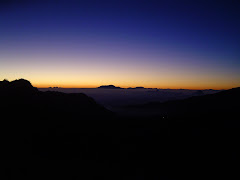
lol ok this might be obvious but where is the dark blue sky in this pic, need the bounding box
[0,0,240,89]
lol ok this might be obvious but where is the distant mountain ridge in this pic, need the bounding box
[131,87,240,110]
[98,85,123,89]
[126,86,240,127]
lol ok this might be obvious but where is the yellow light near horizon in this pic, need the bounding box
[1,55,240,90]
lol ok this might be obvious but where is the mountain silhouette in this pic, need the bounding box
[2,79,239,180]
[98,85,123,89]
[2,79,118,179]
[0,78,38,94]
[127,87,240,127]
[119,86,240,179]
[0,79,114,131]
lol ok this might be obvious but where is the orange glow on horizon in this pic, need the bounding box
[1,55,240,91]
[33,82,236,90]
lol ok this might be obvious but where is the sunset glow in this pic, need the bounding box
[1,0,239,89]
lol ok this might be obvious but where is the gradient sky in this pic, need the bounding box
[0,0,240,89]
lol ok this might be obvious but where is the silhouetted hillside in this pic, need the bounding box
[142,87,240,110]
[120,87,240,179]
[1,79,114,132]
[126,87,240,125]
[0,78,38,94]
[2,79,240,180]
[1,79,116,179]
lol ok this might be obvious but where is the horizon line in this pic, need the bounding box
[0,78,234,90]
[36,86,228,91]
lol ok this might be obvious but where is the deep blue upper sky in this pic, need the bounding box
[0,0,240,89]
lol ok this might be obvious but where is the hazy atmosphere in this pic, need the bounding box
[1,0,240,89]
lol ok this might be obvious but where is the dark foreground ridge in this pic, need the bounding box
[2,79,240,180]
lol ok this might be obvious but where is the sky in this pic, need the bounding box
[0,0,240,89]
